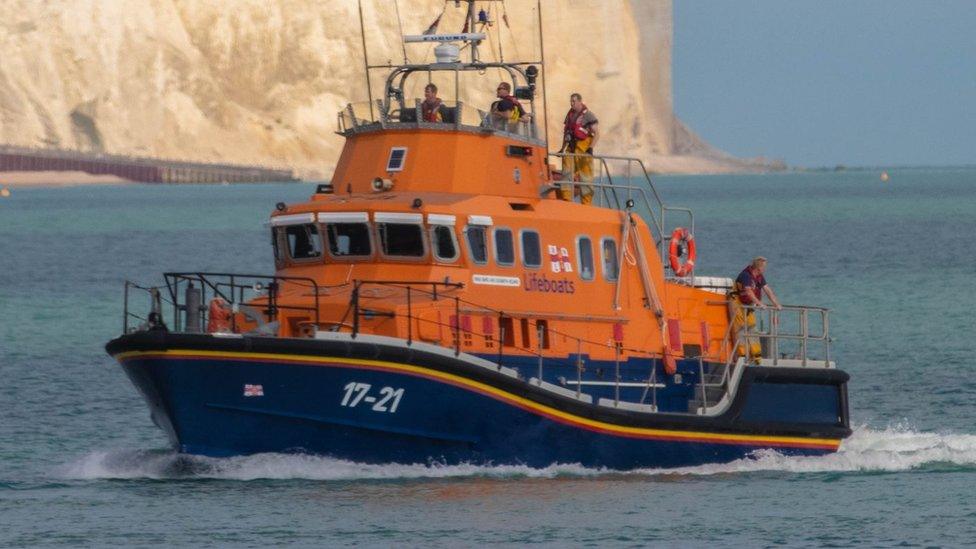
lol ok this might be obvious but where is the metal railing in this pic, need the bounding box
[346,279,674,408]
[690,303,833,412]
[337,101,541,142]
[121,273,834,415]
[739,304,832,367]
[547,152,694,259]
[122,273,321,335]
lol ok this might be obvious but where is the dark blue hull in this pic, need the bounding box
[106,331,851,469]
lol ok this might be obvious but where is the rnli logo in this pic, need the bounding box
[548,245,573,273]
[524,273,576,294]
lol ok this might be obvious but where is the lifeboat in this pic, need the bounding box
[105,1,851,469]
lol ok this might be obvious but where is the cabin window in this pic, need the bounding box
[494,228,515,266]
[601,237,619,281]
[431,225,459,262]
[465,225,489,264]
[521,230,542,269]
[285,224,322,261]
[378,222,426,258]
[577,236,595,281]
[386,147,407,172]
[325,222,372,258]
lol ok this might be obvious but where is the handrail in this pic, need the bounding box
[347,278,671,407]
[122,273,833,416]
[121,273,322,336]
[690,303,832,414]
[547,151,695,260]
[163,272,321,333]
[337,102,543,144]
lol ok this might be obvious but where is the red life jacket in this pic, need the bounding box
[421,98,442,122]
[496,94,524,119]
[564,106,592,142]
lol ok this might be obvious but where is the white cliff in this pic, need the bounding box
[0,0,773,177]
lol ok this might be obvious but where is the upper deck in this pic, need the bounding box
[333,101,547,199]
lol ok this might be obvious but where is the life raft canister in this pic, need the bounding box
[207,297,232,333]
[668,227,696,277]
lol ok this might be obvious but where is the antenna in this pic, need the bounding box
[393,0,408,64]
[357,0,375,120]
[465,0,479,63]
[537,0,549,152]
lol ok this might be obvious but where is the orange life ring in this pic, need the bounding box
[207,297,232,333]
[668,227,696,277]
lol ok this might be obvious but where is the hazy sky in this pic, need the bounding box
[673,1,976,167]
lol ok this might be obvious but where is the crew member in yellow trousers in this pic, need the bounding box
[559,93,599,205]
[730,257,782,363]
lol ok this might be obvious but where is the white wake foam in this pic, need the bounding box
[652,425,976,476]
[60,450,601,481]
[61,426,976,481]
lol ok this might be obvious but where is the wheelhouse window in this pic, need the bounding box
[521,230,541,269]
[494,228,515,267]
[325,222,372,258]
[465,225,489,264]
[378,223,425,258]
[577,236,594,280]
[284,224,322,261]
[431,225,459,262]
[601,237,619,281]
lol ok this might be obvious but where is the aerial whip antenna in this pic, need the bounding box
[357,0,375,120]
[394,0,409,64]
[537,0,549,151]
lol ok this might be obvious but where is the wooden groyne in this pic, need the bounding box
[0,145,297,183]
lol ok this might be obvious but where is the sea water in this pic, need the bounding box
[2,169,976,546]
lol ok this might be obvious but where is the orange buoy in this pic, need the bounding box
[668,227,696,277]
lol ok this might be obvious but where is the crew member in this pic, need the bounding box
[559,93,599,204]
[489,82,526,130]
[730,256,782,363]
[421,83,446,123]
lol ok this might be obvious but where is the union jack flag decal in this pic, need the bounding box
[548,245,573,273]
[243,384,264,397]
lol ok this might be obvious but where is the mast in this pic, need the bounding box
[466,0,480,63]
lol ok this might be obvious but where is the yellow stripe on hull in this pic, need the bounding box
[116,349,842,451]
